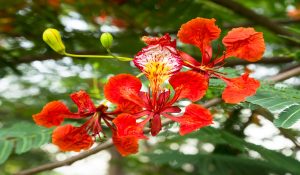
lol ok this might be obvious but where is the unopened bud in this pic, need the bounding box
[100,32,113,49]
[43,28,66,55]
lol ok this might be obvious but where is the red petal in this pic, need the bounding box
[179,104,213,136]
[33,101,78,128]
[222,73,260,104]
[222,27,265,62]
[52,124,94,152]
[70,90,96,115]
[178,50,201,67]
[169,71,208,102]
[112,133,139,156]
[177,18,221,64]
[150,114,162,136]
[115,101,142,114]
[104,74,142,105]
[142,33,176,47]
[113,113,146,139]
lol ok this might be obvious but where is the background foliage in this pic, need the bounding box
[0,0,300,174]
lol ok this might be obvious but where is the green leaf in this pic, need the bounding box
[274,105,300,128]
[32,132,51,148]
[15,137,33,154]
[146,152,288,175]
[246,92,297,113]
[0,140,14,164]
[0,122,52,164]
[155,127,300,174]
[246,85,300,128]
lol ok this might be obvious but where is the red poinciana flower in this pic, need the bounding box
[177,17,264,103]
[104,34,213,155]
[33,90,118,152]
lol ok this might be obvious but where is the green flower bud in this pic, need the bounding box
[100,32,113,49]
[42,28,66,55]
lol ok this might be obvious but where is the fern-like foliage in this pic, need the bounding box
[145,127,300,175]
[0,122,52,164]
[274,105,300,128]
[147,152,288,175]
[209,71,300,128]
[246,84,300,128]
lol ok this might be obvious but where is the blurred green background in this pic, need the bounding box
[1,0,300,175]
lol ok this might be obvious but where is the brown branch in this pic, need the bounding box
[268,65,300,82]
[209,0,294,37]
[16,66,300,175]
[224,56,294,67]
[15,98,222,175]
[223,19,300,29]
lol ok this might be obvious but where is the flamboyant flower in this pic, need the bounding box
[104,34,213,151]
[33,90,134,153]
[177,17,265,103]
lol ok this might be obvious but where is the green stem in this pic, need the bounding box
[65,52,133,61]
[136,72,144,78]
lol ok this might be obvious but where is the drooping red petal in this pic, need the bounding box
[52,124,94,152]
[142,33,176,47]
[178,50,201,67]
[150,114,162,136]
[179,104,213,136]
[33,101,78,128]
[70,90,96,115]
[222,73,260,104]
[113,113,146,139]
[169,71,208,102]
[112,132,139,156]
[104,74,143,105]
[177,17,221,64]
[222,27,265,62]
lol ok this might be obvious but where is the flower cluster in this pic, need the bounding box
[33,17,265,156]
[177,17,264,103]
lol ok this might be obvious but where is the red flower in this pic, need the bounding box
[105,34,211,139]
[33,90,122,152]
[105,68,212,138]
[177,17,265,103]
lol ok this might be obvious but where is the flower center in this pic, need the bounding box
[144,61,171,91]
